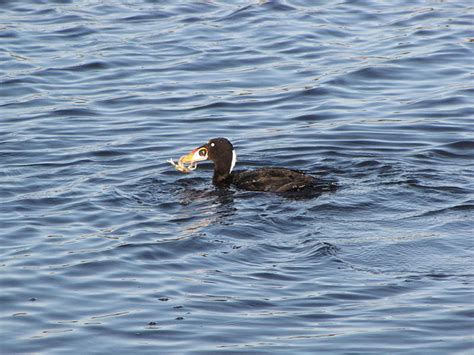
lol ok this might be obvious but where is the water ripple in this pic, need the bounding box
[1,0,473,353]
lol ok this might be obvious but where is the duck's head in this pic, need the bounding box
[181,137,237,184]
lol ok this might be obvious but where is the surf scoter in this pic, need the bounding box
[176,137,320,193]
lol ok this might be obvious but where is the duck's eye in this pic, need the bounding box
[199,148,207,157]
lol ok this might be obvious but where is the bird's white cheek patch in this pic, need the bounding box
[230,150,237,173]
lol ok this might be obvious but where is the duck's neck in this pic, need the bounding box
[211,149,236,186]
[213,160,232,185]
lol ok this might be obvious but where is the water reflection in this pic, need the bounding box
[175,186,237,237]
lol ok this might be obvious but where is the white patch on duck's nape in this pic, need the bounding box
[230,149,237,173]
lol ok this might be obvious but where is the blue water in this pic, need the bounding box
[1,1,473,353]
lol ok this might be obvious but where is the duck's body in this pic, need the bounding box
[179,138,319,193]
[230,168,316,192]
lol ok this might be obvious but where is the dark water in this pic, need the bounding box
[1,1,473,353]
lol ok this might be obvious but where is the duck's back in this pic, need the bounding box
[231,168,316,192]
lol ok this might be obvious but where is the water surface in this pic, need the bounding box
[1,1,473,353]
